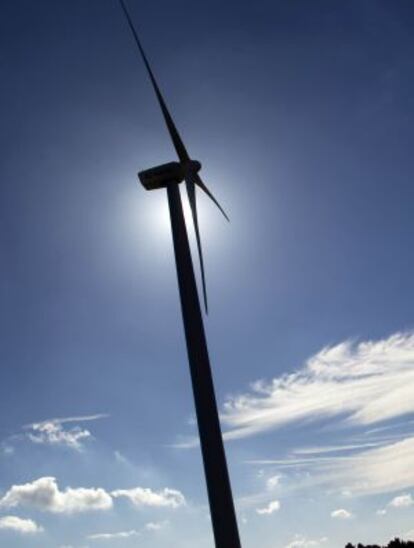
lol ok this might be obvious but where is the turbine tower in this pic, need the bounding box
[118,1,242,547]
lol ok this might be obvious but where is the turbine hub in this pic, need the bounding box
[181,159,202,178]
[189,159,202,173]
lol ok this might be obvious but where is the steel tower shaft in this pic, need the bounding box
[166,182,241,548]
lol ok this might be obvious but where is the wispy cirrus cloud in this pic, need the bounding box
[87,521,169,542]
[284,535,328,548]
[322,437,414,496]
[238,332,414,502]
[248,435,414,497]
[88,530,140,540]
[292,442,384,456]
[222,332,414,441]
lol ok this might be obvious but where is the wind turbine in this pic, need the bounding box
[118,1,242,547]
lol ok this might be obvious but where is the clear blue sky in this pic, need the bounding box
[1,1,414,546]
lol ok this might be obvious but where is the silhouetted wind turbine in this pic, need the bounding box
[118,1,241,547]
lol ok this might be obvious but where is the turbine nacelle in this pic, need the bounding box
[138,160,201,191]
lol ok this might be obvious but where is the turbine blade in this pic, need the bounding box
[194,174,230,222]
[118,0,190,163]
[185,177,208,313]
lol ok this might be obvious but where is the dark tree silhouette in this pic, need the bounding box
[345,539,414,548]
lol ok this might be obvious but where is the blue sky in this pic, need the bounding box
[1,0,414,546]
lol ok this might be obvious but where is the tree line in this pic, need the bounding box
[345,539,414,548]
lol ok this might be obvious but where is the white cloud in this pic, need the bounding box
[145,520,169,531]
[222,332,414,440]
[293,442,383,455]
[256,499,280,515]
[112,487,185,509]
[326,437,414,495]
[24,414,108,450]
[389,493,413,507]
[266,475,281,490]
[405,530,414,541]
[0,515,43,534]
[249,435,414,497]
[169,436,199,450]
[0,477,186,519]
[59,545,89,548]
[285,535,328,548]
[376,509,387,515]
[331,508,352,519]
[114,450,130,465]
[27,422,90,450]
[88,530,140,540]
[0,477,112,514]
[88,521,169,541]
[38,414,108,425]
[1,444,15,457]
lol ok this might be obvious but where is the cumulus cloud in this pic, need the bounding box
[24,414,108,450]
[0,477,186,520]
[0,477,113,514]
[0,515,43,534]
[331,508,353,519]
[112,487,185,509]
[266,475,281,490]
[389,493,413,507]
[222,332,414,440]
[256,499,280,515]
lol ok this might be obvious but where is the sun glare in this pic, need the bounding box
[114,174,238,290]
[135,185,220,249]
